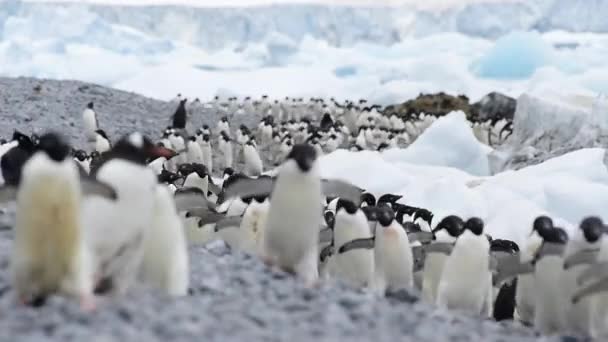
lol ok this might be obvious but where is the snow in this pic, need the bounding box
[319,115,608,247]
[383,111,493,176]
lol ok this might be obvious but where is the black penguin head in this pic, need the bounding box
[202,134,211,142]
[203,124,210,130]
[37,132,71,162]
[324,211,335,229]
[377,194,402,206]
[95,129,109,140]
[580,216,604,243]
[376,206,395,227]
[286,144,317,172]
[188,136,196,142]
[13,130,35,150]
[221,116,228,122]
[336,198,358,215]
[73,149,88,161]
[433,215,464,238]
[361,206,378,222]
[223,167,235,178]
[87,102,94,109]
[533,215,554,236]
[191,163,209,179]
[112,132,176,165]
[402,221,422,233]
[360,192,376,207]
[490,239,520,254]
[464,217,484,236]
[158,169,181,184]
[543,227,569,244]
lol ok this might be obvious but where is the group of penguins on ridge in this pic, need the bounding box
[0,94,600,338]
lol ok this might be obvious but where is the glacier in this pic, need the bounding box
[0,0,607,103]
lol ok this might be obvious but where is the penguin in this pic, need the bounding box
[422,215,464,304]
[533,226,570,335]
[490,239,520,322]
[238,195,270,256]
[243,140,263,177]
[73,149,91,174]
[139,185,189,296]
[328,198,374,288]
[436,217,491,315]
[83,132,176,296]
[222,145,362,284]
[1,131,37,186]
[172,99,188,129]
[560,216,604,336]
[516,215,552,325]
[186,136,203,164]
[376,194,402,209]
[200,134,213,173]
[95,129,111,154]
[218,132,233,169]
[8,132,117,309]
[218,116,230,136]
[82,102,98,143]
[373,206,414,293]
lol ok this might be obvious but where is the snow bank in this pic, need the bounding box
[383,111,493,176]
[320,142,608,247]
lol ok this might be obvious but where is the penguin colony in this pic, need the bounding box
[0,94,602,339]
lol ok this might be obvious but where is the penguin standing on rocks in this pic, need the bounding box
[221,144,362,285]
[561,216,605,336]
[186,136,203,164]
[328,199,374,288]
[172,99,188,130]
[373,206,414,293]
[436,217,491,314]
[218,132,233,169]
[1,131,37,186]
[7,132,117,309]
[95,129,111,154]
[200,134,213,173]
[82,102,98,145]
[533,226,569,335]
[243,140,263,177]
[516,216,552,325]
[139,185,189,297]
[422,215,464,304]
[84,132,176,296]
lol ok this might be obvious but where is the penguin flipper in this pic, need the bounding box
[320,179,363,206]
[423,242,454,255]
[80,177,118,200]
[337,237,375,254]
[572,277,608,304]
[213,216,243,232]
[222,176,274,200]
[174,187,215,212]
[0,185,17,204]
[407,231,434,244]
[187,207,224,223]
[318,227,333,244]
[578,261,608,285]
[563,248,600,270]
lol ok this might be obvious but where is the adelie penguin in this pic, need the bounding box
[1,131,37,186]
[82,132,177,296]
[422,215,464,304]
[328,198,374,288]
[221,143,362,285]
[172,99,188,130]
[3,132,118,309]
[373,205,414,294]
[436,217,492,315]
[82,102,99,144]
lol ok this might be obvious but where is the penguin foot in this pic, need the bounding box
[79,294,96,312]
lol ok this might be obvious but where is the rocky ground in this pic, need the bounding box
[0,77,559,341]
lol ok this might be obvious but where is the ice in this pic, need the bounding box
[382,111,493,176]
[471,31,555,79]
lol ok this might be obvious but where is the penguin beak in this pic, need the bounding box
[563,249,600,270]
[149,145,178,159]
